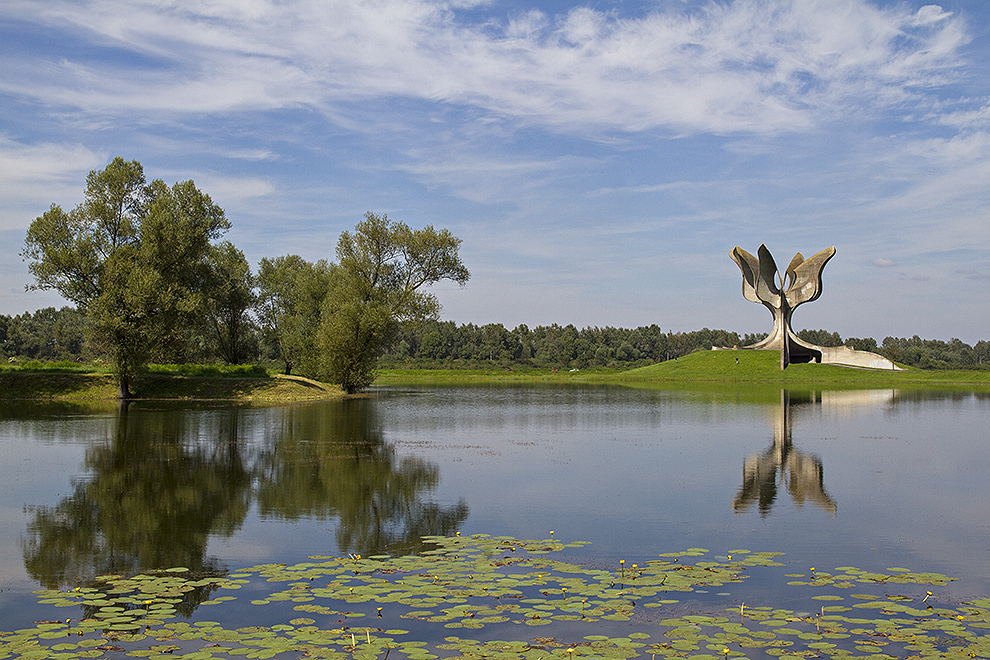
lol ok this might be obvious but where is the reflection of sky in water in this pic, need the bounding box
[1,388,989,630]
[372,386,990,597]
[0,413,115,624]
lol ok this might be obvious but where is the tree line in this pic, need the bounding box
[379,322,990,370]
[19,157,469,396]
[5,303,989,373]
[382,322,764,369]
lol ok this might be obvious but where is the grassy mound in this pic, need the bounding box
[616,349,990,388]
[378,351,990,390]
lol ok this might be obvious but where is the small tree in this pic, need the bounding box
[205,242,256,364]
[255,255,335,375]
[318,212,469,393]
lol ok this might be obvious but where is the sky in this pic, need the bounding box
[2,0,990,344]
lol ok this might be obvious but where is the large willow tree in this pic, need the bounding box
[22,157,229,398]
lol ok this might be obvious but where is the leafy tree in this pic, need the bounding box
[5,310,51,359]
[0,314,9,357]
[976,340,990,366]
[478,323,516,363]
[205,242,256,364]
[317,212,469,393]
[796,328,842,347]
[255,255,335,375]
[845,337,878,352]
[616,340,639,361]
[22,158,229,397]
[419,330,446,360]
[742,332,769,347]
[1,307,91,361]
[51,306,92,359]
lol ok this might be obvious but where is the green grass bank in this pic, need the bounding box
[0,370,341,404]
[377,349,990,390]
[5,349,990,403]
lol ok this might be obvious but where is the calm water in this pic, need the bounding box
[1,384,988,629]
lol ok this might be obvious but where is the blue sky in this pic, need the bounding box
[2,0,990,344]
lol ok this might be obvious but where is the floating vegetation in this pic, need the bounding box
[4,535,989,660]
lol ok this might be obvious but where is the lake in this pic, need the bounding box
[2,384,989,656]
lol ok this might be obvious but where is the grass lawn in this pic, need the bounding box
[376,349,990,391]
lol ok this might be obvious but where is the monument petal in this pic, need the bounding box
[784,246,835,307]
[729,246,761,305]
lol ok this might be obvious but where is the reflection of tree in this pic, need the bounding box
[733,390,837,516]
[254,398,468,557]
[22,408,251,589]
[22,398,467,591]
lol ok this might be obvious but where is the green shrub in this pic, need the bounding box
[0,359,99,373]
[143,363,270,378]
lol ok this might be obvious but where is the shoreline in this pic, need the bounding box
[0,371,342,404]
[4,350,990,403]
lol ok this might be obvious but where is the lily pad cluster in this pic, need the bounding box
[243,538,782,626]
[2,535,989,660]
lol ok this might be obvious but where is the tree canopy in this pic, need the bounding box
[21,160,471,394]
[255,254,335,376]
[22,157,229,397]
[205,241,256,365]
[317,212,470,392]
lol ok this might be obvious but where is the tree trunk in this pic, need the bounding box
[117,373,132,400]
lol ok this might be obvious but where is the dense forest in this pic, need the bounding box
[3,305,989,372]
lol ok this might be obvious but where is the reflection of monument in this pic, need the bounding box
[726,244,899,370]
[732,390,837,516]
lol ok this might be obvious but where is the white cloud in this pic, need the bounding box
[0,138,278,230]
[0,0,969,136]
[397,148,589,204]
[0,138,105,229]
[873,258,896,267]
[188,174,276,204]
[912,4,952,26]
[903,131,990,164]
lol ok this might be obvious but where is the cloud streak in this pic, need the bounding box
[0,138,106,229]
[0,0,969,136]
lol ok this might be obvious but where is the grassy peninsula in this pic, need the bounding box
[0,364,341,404]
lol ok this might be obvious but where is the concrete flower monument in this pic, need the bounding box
[727,244,898,370]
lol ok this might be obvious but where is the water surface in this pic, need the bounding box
[1,384,988,629]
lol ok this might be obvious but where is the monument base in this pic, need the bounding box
[714,342,902,370]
